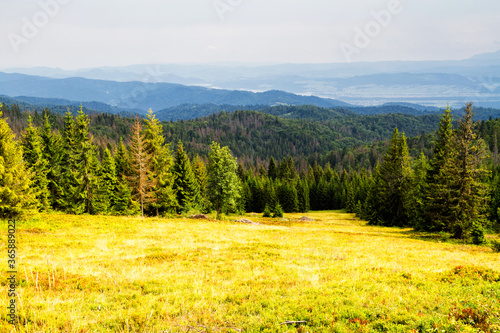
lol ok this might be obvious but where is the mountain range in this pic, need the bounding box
[3,50,500,109]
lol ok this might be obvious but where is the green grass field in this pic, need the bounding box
[1,211,499,332]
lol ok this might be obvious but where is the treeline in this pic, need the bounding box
[2,103,441,172]
[0,104,241,219]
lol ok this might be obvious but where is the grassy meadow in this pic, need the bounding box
[1,211,500,332]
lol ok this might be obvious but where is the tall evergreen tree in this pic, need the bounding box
[40,113,64,210]
[21,116,50,211]
[451,103,490,239]
[370,128,411,226]
[128,117,156,217]
[193,154,209,210]
[207,141,242,219]
[173,140,199,213]
[425,106,458,231]
[143,109,177,215]
[93,148,117,214]
[0,104,37,219]
[268,157,278,180]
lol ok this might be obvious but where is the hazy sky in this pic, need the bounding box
[1,0,499,69]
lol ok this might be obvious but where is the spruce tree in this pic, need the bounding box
[143,110,177,215]
[128,117,156,217]
[192,154,209,211]
[40,114,64,209]
[451,103,490,239]
[425,106,458,231]
[207,141,241,219]
[93,148,117,214]
[268,157,278,180]
[407,152,430,229]
[0,104,37,219]
[372,128,411,226]
[297,178,310,213]
[21,116,50,211]
[173,140,199,213]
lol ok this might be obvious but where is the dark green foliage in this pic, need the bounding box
[296,179,310,213]
[276,180,299,213]
[206,142,241,219]
[263,205,272,218]
[21,116,50,211]
[93,148,117,214]
[273,203,284,218]
[367,128,412,227]
[491,240,500,252]
[424,106,457,231]
[450,103,490,239]
[173,141,199,213]
[470,220,486,245]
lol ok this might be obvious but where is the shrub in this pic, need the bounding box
[470,220,486,245]
[491,239,500,253]
[263,205,272,218]
[273,204,284,218]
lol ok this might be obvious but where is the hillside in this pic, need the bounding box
[12,211,500,332]
[0,72,350,113]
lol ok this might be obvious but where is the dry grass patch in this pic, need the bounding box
[0,211,499,332]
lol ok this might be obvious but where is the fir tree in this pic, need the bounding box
[297,178,310,213]
[173,141,199,213]
[207,141,241,219]
[128,117,156,217]
[40,114,64,210]
[425,106,458,231]
[268,157,278,180]
[451,103,490,239]
[0,104,37,219]
[371,128,411,226]
[21,116,50,211]
[143,110,177,215]
[192,154,209,211]
[93,148,117,214]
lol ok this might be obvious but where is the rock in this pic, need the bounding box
[188,214,208,219]
[236,218,260,225]
[299,216,315,222]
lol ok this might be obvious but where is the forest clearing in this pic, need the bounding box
[2,211,499,332]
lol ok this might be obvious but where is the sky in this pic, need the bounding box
[1,0,499,69]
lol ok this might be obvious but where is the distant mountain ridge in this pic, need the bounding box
[0,72,351,113]
[3,49,500,108]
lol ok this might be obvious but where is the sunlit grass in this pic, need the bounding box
[1,211,499,332]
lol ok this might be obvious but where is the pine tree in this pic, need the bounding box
[451,103,490,239]
[207,141,241,219]
[371,128,411,226]
[425,106,458,231]
[192,154,209,211]
[115,137,131,179]
[0,104,37,219]
[173,141,199,213]
[297,178,310,213]
[74,107,98,214]
[276,180,299,213]
[93,148,117,214]
[143,109,177,215]
[21,116,50,211]
[268,157,278,180]
[407,152,430,229]
[128,117,156,217]
[40,114,64,210]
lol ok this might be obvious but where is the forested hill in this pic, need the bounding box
[1,102,441,166]
[162,110,441,163]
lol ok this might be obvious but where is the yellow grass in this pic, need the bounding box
[1,211,499,332]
